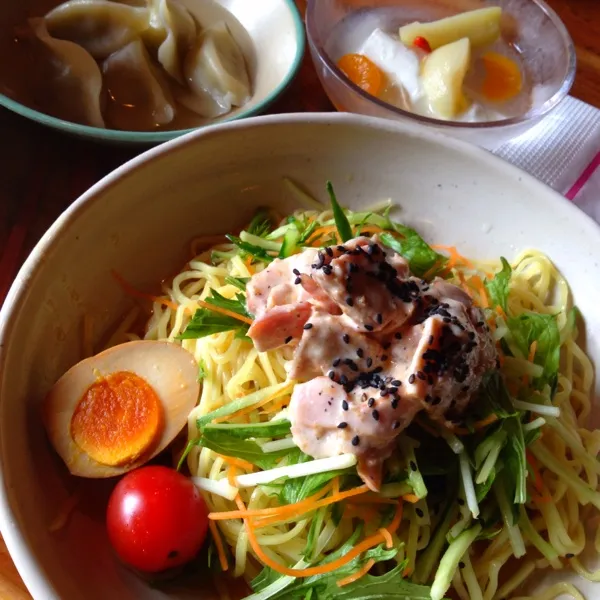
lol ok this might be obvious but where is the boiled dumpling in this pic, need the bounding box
[103,38,176,130]
[28,18,105,128]
[146,0,196,84]
[183,21,250,117]
[45,0,150,59]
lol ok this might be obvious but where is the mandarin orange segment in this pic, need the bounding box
[337,53,384,96]
[481,52,522,102]
[71,371,163,466]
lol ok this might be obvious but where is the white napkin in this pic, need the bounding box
[493,96,600,224]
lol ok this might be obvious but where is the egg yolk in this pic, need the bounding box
[337,53,385,96]
[481,52,522,102]
[71,371,163,467]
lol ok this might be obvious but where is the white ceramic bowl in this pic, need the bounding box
[0,0,304,144]
[0,113,599,599]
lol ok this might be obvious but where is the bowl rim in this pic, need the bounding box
[305,0,577,130]
[0,0,306,144]
[1,112,599,599]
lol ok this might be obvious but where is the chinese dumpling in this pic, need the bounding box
[102,38,176,131]
[183,21,250,117]
[45,0,150,59]
[146,0,197,84]
[28,18,105,128]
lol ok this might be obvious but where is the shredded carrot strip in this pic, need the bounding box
[214,388,292,424]
[332,476,340,496]
[210,484,368,523]
[457,271,474,298]
[528,341,538,362]
[261,397,290,414]
[111,270,179,310]
[307,226,341,246]
[196,299,253,325]
[210,483,334,522]
[208,521,229,572]
[432,245,475,269]
[526,450,544,494]
[453,413,499,436]
[386,501,404,535]
[254,485,371,528]
[246,519,386,577]
[402,494,420,504]
[379,528,393,549]
[415,416,440,438]
[470,275,490,309]
[227,465,238,487]
[496,305,507,319]
[214,453,255,471]
[244,255,255,275]
[336,559,376,588]
[403,566,413,577]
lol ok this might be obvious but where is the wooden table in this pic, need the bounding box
[0,0,599,596]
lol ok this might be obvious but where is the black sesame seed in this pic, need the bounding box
[410,461,417,471]
[395,332,402,340]
[325,247,333,257]
[380,389,389,397]
[408,374,416,384]
[349,263,358,273]
[459,561,465,570]
[457,498,465,506]
[303,323,313,330]
[332,358,341,367]
[376,313,383,324]
[294,277,302,285]
[443,317,451,323]
[566,553,575,559]
[351,435,360,446]
[468,331,476,340]
[292,268,300,276]
[380,354,388,362]
[372,410,380,421]
[428,335,434,345]
[343,333,350,344]
[342,400,349,411]
[373,366,383,374]
[391,397,399,409]
[323,265,333,275]
[346,297,354,307]
[339,374,348,385]
[366,357,373,368]
[285,336,293,344]
[392,421,400,429]
[476,320,484,327]
[368,398,375,407]
[388,387,398,395]
[337,422,348,429]
[328,370,336,380]
[432,396,442,405]
[356,348,364,358]
[364,324,374,331]
[417,371,426,381]
[391,379,402,387]
[416,508,424,518]
[337,245,345,252]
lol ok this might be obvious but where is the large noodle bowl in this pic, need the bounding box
[109,192,597,600]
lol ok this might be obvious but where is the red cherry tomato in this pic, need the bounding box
[106,466,208,573]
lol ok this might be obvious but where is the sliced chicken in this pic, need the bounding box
[311,236,414,332]
[289,376,421,491]
[245,235,498,490]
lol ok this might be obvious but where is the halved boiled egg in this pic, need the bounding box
[43,340,199,478]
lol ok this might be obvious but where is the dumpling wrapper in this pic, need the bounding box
[102,38,176,131]
[183,21,251,117]
[45,0,150,59]
[146,0,197,84]
[28,18,105,128]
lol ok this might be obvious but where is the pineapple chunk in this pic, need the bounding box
[399,7,502,50]
[421,37,471,120]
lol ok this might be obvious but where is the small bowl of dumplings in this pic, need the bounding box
[0,0,305,143]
